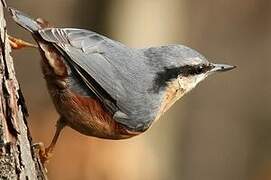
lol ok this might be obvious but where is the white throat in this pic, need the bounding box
[178,74,207,94]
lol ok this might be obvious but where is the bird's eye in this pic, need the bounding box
[195,65,204,74]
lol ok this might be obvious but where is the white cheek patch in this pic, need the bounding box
[178,74,207,94]
[178,77,195,93]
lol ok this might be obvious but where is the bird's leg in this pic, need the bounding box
[8,35,37,49]
[33,117,66,165]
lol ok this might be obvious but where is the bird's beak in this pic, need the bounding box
[210,63,236,73]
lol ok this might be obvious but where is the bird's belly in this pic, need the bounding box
[49,88,135,140]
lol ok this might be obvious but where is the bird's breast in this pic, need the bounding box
[155,79,186,121]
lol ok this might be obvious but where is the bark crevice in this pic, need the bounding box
[0,1,47,179]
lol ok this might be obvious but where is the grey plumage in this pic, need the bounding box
[9,8,41,32]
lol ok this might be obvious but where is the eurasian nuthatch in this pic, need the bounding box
[9,8,235,163]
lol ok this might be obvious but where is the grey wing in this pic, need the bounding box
[38,28,160,131]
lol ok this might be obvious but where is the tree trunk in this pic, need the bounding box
[0,1,47,179]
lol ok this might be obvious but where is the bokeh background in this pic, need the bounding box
[6,0,271,180]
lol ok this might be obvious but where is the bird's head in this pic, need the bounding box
[145,45,235,114]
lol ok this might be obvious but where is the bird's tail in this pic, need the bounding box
[9,8,41,32]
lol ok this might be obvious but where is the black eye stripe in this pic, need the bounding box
[152,64,213,93]
[185,64,213,75]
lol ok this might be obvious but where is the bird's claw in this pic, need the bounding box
[32,142,53,166]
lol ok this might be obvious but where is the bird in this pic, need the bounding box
[9,8,235,164]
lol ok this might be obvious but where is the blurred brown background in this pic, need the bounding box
[6,0,271,180]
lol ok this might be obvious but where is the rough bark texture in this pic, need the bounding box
[0,1,47,179]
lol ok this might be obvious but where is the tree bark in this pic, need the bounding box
[0,1,47,179]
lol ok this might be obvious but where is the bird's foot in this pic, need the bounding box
[8,35,37,49]
[32,142,53,166]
